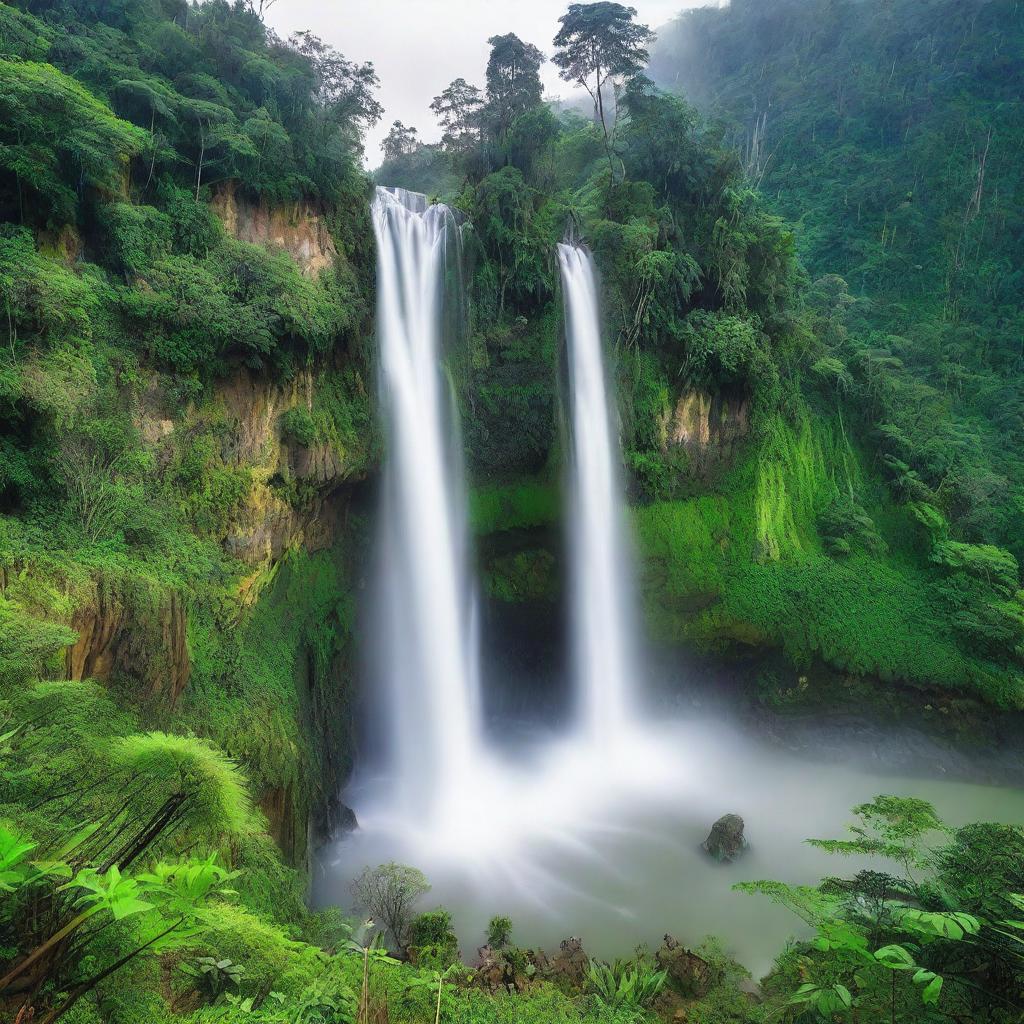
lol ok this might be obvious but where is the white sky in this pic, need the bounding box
[264,0,706,166]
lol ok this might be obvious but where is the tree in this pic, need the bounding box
[552,3,653,144]
[0,60,147,222]
[484,34,544,142]
[288,31,383,150]
[486,915,513,950]
[243,0,279,17]
[381,120,419,162]
[349,862,429,949]
[429,78,483,153]
[734,798,1019,1023]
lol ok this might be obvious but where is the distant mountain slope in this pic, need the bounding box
[650,0,1024,554]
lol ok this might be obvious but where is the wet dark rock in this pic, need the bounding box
[656,934,717,998]
[702,813,747,862]
[320,795,358,839]
[537,936,589,991]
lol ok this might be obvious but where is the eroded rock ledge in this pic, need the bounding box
[659,388,750,472]
[211,181,337,277]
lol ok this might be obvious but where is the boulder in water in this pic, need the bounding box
[702,813,747,862]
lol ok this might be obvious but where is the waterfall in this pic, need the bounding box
[372,186,479,820]
[558,242,636,741]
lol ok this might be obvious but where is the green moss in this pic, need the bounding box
[483,548,557,602]
[470,481,559,535]
[279,406,318,448]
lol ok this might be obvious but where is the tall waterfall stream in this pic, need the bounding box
[559,241,637,743]
[369,187,479,822]
[315,190,1024,974]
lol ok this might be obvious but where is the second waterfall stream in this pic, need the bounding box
[558,240,638,742]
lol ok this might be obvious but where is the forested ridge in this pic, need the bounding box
[382,0,1024,713]
[0,0,1022,1022]
[648,0,1024,600]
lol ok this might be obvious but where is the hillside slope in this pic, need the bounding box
[649,0,1024,553]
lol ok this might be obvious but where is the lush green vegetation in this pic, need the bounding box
[0,1,379,1014]
[1,0,1022,1021]
[0,0,376,833]
[642,0,1024,700]
[743,796,1024,1023]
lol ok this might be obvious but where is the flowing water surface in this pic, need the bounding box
[370,187,480,822]
[559,241,638,743]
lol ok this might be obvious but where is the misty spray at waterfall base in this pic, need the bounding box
[314,191,1024,973]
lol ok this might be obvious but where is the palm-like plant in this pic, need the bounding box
[586,958,667,1010]
[179,956,244,1003]
[406,962,462,1024]
[0,845,238,1024]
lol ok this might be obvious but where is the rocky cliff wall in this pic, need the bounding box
[211,181,337,277]
[658,388,750,473]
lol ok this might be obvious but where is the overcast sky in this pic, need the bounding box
[265,1,708,166]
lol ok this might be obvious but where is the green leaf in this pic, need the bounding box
[874,944,916,969]
[789,983,820,1004]
[54,821,102,859]
[921,975,943,1005]
[109,896,155,921]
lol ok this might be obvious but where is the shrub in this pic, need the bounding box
[931,541,1019,597]
[486,915,513,950]
[349,862,430,949]
[97,202,173,276]
[409,908,459,968]
[279,406,318,448]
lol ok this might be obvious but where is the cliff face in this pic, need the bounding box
[45,188,372,863]
[659,389,750,473]
[211,181,337,277]
[216,368,353,569]
[65,582,190,706]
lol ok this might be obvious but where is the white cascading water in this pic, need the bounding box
[371,186,480,820]
[322,208,694,947]
[558,241,636,741]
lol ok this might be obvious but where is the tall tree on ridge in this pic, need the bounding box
[485,33,545,144]
[381,120,419,161]
[430,77,484,153]
[552,2,654,146]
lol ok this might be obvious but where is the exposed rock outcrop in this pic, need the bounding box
[656,934,717,997]
[211,181,337,277]
[659,389,750,472]
[260,783,303,863]
[216,368,356,570]
[536,937,590,991]
[66,581,191,706]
